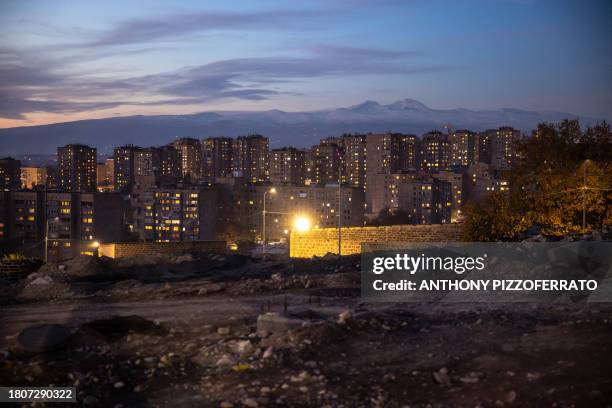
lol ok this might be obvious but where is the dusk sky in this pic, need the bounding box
[1,0,611,128]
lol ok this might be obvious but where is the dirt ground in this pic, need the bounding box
[1,254,611,407]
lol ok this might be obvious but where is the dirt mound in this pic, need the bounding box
[37,255,115,281]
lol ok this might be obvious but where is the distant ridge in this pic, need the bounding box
[0,99,601,155]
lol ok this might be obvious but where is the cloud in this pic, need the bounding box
[0,97,123,120]
[0,44,447,120]
[88,10,328,47]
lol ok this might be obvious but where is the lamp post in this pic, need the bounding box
[44,217,59,263]
[337,165,342,258]
[262,187,276,256]
[583,159,590,231]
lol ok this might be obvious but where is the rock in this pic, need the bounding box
[256,313,304,334]
[262,347,274,359]
[235,340,254,357]
[432,368,451,386]
[82,396,99,405]
[17,324,71,353]
[526,372,541,381]
[459,372,482,384]
[217,326,231,335]
[114,381,125,389]
[220,402,234,408]
[505,390,517,403]
[242,397,258,407]
[338,310,353,324]
[30,276,54,285]
[216,354,235,367]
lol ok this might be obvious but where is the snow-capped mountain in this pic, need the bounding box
[0,99,602,155]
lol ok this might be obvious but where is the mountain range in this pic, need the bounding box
[0,99,602,155]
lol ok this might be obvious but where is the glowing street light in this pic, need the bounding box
[91,241,100,248]
[293,215,312,233]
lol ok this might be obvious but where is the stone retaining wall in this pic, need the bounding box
[290,224,463,258]
[99,241,226,259]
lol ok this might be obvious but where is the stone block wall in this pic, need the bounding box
[290,224,463,258]
[99,240,226,259]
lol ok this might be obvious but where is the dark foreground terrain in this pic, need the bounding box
[1,253,611,407]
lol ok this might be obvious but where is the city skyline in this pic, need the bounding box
[1,0,611,129]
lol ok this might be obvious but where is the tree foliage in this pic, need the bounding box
[465,120,611,240]
[463,192,529,241]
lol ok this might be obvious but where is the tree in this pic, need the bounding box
[466,119,612,239]
[463,192,529,241]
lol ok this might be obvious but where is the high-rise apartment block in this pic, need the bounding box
[475,127,519,170]
[449,129,476,167]
[419,131,451,172]
[156,145,183,186]
[233,135,269,183]
[135,187,218,242]
[57,144,97,192]
[370,173,452,224]
[0,190,124,260]
[0,157,22,191]
[341,134,367,189]
[202,137,233,181]
[172,138,202,181]
[464,162,510,203]
[308,141,344,186]
[113,145,141,192]
[270,147,306,185]
[365,132,418,209]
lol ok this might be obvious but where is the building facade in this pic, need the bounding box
[449,129,476,167]
[233,135,269,183]
[172,138,203,181]
[135,187,218,242]
[419,131,451,172]
[21,166,48,190]
[0,157,22,191]
[341,134,367,189]
[202,137,233,181]
[270,147,307,185]
[57,144,97,192]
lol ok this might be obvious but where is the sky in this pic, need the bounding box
[0,0,611,128]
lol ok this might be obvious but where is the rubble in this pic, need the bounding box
[256,312,306,334]
[17,324,71,352]
[0,253,610,406]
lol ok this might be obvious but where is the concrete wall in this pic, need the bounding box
[99,240,226,259]
[290,224,463,258]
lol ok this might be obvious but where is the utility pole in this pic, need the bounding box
[262,187,276,257]
[338,162,342,258]
[44,218,49,263]
[583,160,589,231]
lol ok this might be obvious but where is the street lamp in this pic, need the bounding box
[262,187,277,256]
[91,240,100,257]
[293,215,312,233]
[582,159,590,231]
